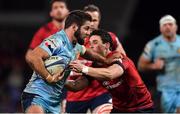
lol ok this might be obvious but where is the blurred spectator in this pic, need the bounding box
[25,0,68,56]
[138,15,180,113]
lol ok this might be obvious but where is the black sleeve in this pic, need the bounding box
[110,59,125,71]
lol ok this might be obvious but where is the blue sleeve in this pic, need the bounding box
[75,43,86,55]
[39,35,62,56]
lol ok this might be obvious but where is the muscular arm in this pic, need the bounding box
[137,40,166,72]
[65,76,89,92]
[26,47,50,79]
[138,55,164,72]
[70,61,124,80]
[86,64,124,80]
[78,43,122,65]
[138,55,156,72]
[81,48,106,64]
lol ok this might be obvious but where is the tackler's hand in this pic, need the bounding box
[69,60,85,73]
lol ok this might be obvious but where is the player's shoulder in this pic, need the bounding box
[38,22,52,32]
[43,32,64,47]
[174,35,180,44]
[176,34,180,39]
[108,31,117,38]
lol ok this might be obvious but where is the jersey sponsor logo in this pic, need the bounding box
[103,79,123,89]
[45,38,58,52]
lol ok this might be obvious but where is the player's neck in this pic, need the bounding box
[64,28,74,43]
[104,49,111,57]
[52,19,64,29]
[163,34,176,42]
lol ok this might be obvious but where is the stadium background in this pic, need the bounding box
[0,0,179,112]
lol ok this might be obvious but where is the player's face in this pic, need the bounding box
[80,21,93,39]
[90,35,107,55]
[74,21,92,45]
[50,1,69,22]
[160,22,177,38]
[86,11,100,30]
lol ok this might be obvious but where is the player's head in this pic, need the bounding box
[89,29,113,56]
[50,0,69,22]
[65,10,92,45]
[159,15,177,38]
[83,4,101,30]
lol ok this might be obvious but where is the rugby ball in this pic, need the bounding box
[44,56,67,75]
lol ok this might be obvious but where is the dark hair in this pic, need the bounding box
[90,29,113,50]
[50,0,67,10]
[64,10,92,29]
[83,4,101,21]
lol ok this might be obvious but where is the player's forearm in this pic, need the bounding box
[82,48,106,64]
[26,53,50,79]
[138,62,157,72]
[85,67,114,80]
[65,80,82,92]
[65,77,88,92]
[83,64,124,80]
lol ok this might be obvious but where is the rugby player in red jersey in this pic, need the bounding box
[67,29,154,113]
[66,5,126,113]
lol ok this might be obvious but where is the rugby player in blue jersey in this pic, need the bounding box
[138,15,180,113]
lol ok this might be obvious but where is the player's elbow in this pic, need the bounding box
[25,49,32,63]
[137,61,146,72]
[26,52,33,64]
[137,62,142,71]
[26,51,40,66]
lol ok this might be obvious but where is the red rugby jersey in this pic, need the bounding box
[99,52,154,112]
[66,32,118,101]
[29,22,61,49]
